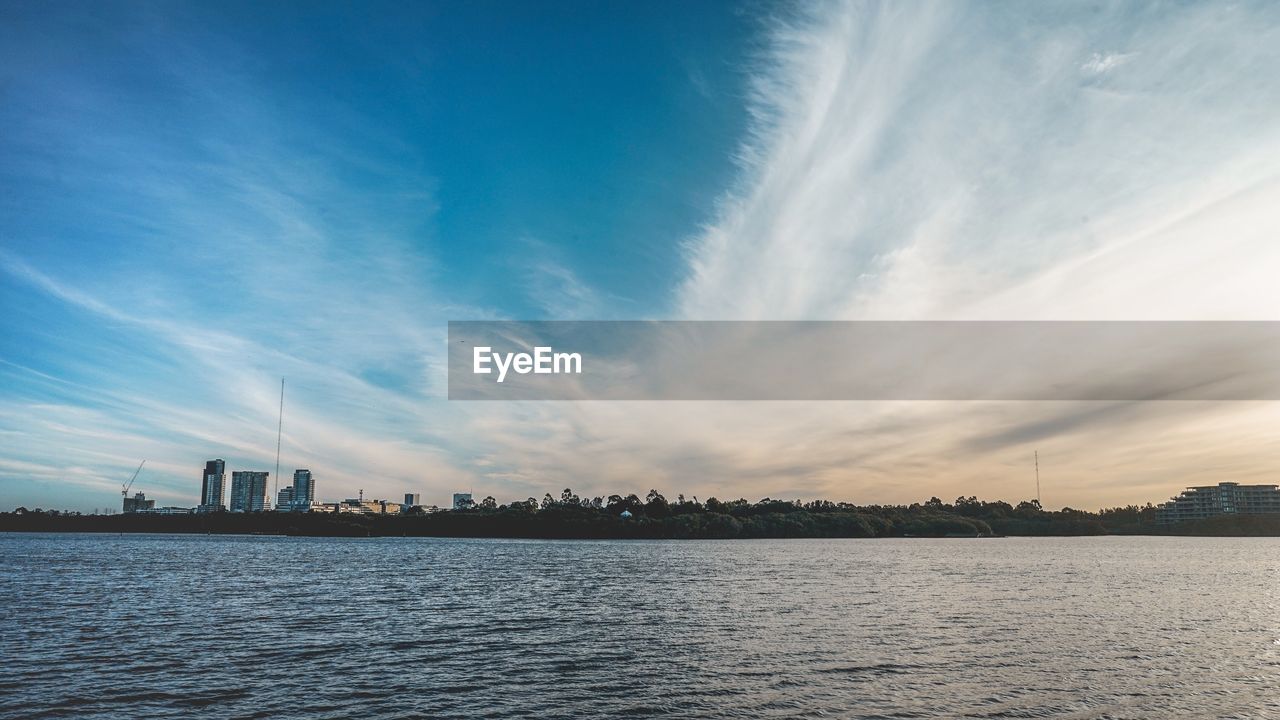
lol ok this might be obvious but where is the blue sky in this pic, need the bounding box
[1,1,751,316]
[0,1,754,509]
[4,1,1280,512]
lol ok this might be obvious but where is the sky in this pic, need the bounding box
[2,0,1280,513]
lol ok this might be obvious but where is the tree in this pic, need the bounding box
[1015,499,1042,516]
[480,496,497,510]
[645,489,670,517]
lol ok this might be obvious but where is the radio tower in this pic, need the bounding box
[274,378,284,508]
[1034,450,1042,508]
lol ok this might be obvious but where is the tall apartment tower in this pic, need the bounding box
[200,459,226,512]
[229,471,270,512]
[293,469,314,509]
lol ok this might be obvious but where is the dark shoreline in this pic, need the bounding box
[5,503,1279,539]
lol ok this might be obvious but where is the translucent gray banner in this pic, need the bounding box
[447,321,1280,401]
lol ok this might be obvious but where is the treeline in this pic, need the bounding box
[0,490,1206,539]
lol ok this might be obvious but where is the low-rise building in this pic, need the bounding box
[141,506,194,515]
[122,492,154,513]
[1156,482,1280,524]
[337,498,401,514]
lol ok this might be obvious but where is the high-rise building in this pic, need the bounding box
[293,469,314,508]
[277,486,294,509]
[199,459,226,512]
[452,492,473,510]
[404,493,420,507]
[1157,482,1280,523]
[229,471,270,512]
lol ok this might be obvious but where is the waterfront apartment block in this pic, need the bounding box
[274,469,316,511]
[202,463,319,512]
[1156,482,1280,524]
[404,493,420,507]
[199,459,226,512]
[293,469,315,507]
[229,471,270,512]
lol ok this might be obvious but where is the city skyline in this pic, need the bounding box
[4,1,1280,512]
[18,450,1280,523]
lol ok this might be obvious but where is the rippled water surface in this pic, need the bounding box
[2,534,1279,719]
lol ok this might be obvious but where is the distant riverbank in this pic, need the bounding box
[6,494,1279,538]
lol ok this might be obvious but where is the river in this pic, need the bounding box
[2,533,1277,718]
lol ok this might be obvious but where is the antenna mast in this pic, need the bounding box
[274,378,284,508]
[1035,450,1041,507]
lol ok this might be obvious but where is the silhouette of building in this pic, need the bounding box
[452,492,473,510]
[1157,482,1280,523]
[144,506,194,515]
[199,459,226,512]
[229,471,270,512]
[122,491,154,513]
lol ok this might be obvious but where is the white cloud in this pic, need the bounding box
[679,1,1280,321]
[442,1,1280,511]
[460,0,1280,510]
[1081,51,1136,76]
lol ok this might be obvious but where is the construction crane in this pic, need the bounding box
[121,460,146,500]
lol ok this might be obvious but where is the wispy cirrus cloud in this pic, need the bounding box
[647,0,1280,506]
[679,1,1280,321]
[451,0,1280,509]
